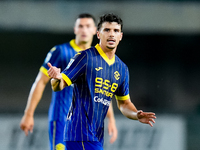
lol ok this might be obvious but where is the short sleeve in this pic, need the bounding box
[115,67,130,101]
[40,46,61,77]
[61,51,87,86]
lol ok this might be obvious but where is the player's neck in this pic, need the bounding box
[105,50,116,60]
[75,39,92,50]
[99,44,116,60]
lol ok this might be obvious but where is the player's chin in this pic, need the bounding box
[106,45,115,50]
[80,40,88,44]
[80,36,89,41]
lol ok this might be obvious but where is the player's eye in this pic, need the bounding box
[104,28,110,32]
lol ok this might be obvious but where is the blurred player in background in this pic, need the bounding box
[47,13,156,150]
[20,13,117,150]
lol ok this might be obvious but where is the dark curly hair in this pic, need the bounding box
[97,13,123,31]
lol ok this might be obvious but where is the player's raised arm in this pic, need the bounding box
[47,63,67,91]
[116,98,156,127]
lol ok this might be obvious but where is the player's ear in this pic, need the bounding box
[97,31,100,39]
[120,32,123,41]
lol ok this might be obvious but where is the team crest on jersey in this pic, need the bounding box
[114,71,120,80]
[66,58,74,69]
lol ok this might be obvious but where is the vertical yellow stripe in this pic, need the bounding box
[82,142,85,150]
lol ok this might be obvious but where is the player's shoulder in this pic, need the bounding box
[50,42,70,52]
[58,42,70,47]
[115,55,127,67]
[83,46,98,56]
[79,46,96,55]
[72,48,88,59]
[71,47,96,62]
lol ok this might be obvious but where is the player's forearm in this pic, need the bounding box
[106,103,116,123]
[24,72,49,116]
[117,99,138,120]
[24,80,46,116]
[51,78,66,91]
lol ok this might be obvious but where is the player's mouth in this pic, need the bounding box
[81,35,87,38]
[107,39,116,44]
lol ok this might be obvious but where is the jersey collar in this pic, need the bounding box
[95,44,115,66]
[70,39,82,52]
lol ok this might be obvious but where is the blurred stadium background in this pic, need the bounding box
[1,0,200,150]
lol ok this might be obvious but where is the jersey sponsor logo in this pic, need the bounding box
[114,71,120,80]
[94,77,118,98]
[95,67,103,71]
[94,96,110,106]
[95,88,113,98]
[66,59,74,69]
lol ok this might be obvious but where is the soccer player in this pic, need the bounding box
[47,13,156,150]
[20,13,118,150]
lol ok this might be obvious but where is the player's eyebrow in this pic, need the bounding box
[104,28,110,31]
[79,23,92,27]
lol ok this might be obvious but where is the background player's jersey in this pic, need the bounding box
[40,39,82,121]
[61,44,130,144]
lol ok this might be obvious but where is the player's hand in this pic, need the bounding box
[137,110,156,127]
[20,114,34,136]
[47,63,62,80]
[107,120,118,144]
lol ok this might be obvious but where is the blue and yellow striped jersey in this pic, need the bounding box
[40,39,82,121]
[61,44,130,144]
